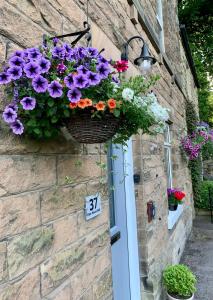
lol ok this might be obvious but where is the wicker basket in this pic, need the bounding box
[66,110,121,144]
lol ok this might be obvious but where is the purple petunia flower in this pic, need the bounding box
[112,75,120,84]
[53,37,59,46]
[2,107,17,123]
[7,66,22,80]
[73,74,89,89]
[9,56,25,67]
[77,66,89,75]
[20,96,36,110]
[0,72,11,85]
[167,188,175,196]
[48,80,63,98]
[27,48,42,60]
[6,103,18,112]
[63,43,74,60]
[13,87,19,102]
[57,63,67,74]
[24,61,41,78]
[75,47,86,60]
[97,63,111,79]
[10,119,24,135]
[86,47,99,58]
[67,88,81,103]
[52,46,66,59]
[98,55,108,64]
[38,57,51,73]
[87,71,100,86]
[12,50,25,58]
[64,74,74,89]
[32,75,48,93]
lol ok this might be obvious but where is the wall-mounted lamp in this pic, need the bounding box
[121,36,157,74]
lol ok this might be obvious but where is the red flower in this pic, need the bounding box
[114,60,128,72]
[174,191,185,201]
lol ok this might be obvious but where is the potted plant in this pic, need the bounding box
[0,38,170,144]
[163,264,197,300]
[167,188,185,211]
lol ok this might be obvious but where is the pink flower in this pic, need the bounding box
[114,60,128,72]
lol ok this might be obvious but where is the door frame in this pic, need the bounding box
[123,138,141,299]
[110,139,141,300]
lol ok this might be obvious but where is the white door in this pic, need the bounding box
[108,139,141,300]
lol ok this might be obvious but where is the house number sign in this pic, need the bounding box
[85,193,102,220]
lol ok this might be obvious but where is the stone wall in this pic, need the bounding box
[0,0,198,299]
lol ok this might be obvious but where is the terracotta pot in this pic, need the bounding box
[169,204,178,211]
[167,292,194,300]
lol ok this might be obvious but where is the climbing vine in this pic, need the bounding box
[185,100,202,207]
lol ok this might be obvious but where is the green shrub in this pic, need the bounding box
[202,141,213,161]
[163,264,197,297]
[195,180,213,210]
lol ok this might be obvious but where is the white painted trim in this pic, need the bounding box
[168,205,184,230]
[123,139,141,300]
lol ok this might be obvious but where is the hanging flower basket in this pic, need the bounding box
[0,36,170,144]
[181,122,213,160]
[66,108,121,143]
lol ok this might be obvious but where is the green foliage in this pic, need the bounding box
[195,180,213,209]
[202,140,213,160]
[178,0,213,75]
[163,264,197,297]
[185,101,202,206]
[179,0,213,127]
[19,91,71,139]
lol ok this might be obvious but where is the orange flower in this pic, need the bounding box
[85,98,93,106]
[77,99,87,109]
[69,102,77,109]
[107,98,116,109]
[95,101,105,111]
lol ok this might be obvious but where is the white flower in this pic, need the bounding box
[133,96,148,108]
[148,101,170,123]
[122,88,134,101]
[111,82,119,93]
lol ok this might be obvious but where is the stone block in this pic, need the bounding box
[0,1,45,47]
[41,240,85,296]
[47,0,86,28]
[0,267,40,300]
[70,248,111,299]
[7,226,54,279]
[0,192,40,239]
[78,288,93,300]
[0,242,7,283]
[41,184,87,223]
[40,225,109,296]
[7,0,63,34]
[57,155,104,185]
[45,281,71,300]
[0,155,56,194]
[0,36,6,64]
[52,214,78,252]
[93,269,112,300]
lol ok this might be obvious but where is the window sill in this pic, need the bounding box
[168,205,183,230]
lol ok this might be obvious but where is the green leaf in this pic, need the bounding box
[63,109,70,117]
[113,109,120,117]
[48,99,54,107]
[33,128,41,135]
[44,130,51,138]
[51,116,58,123]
